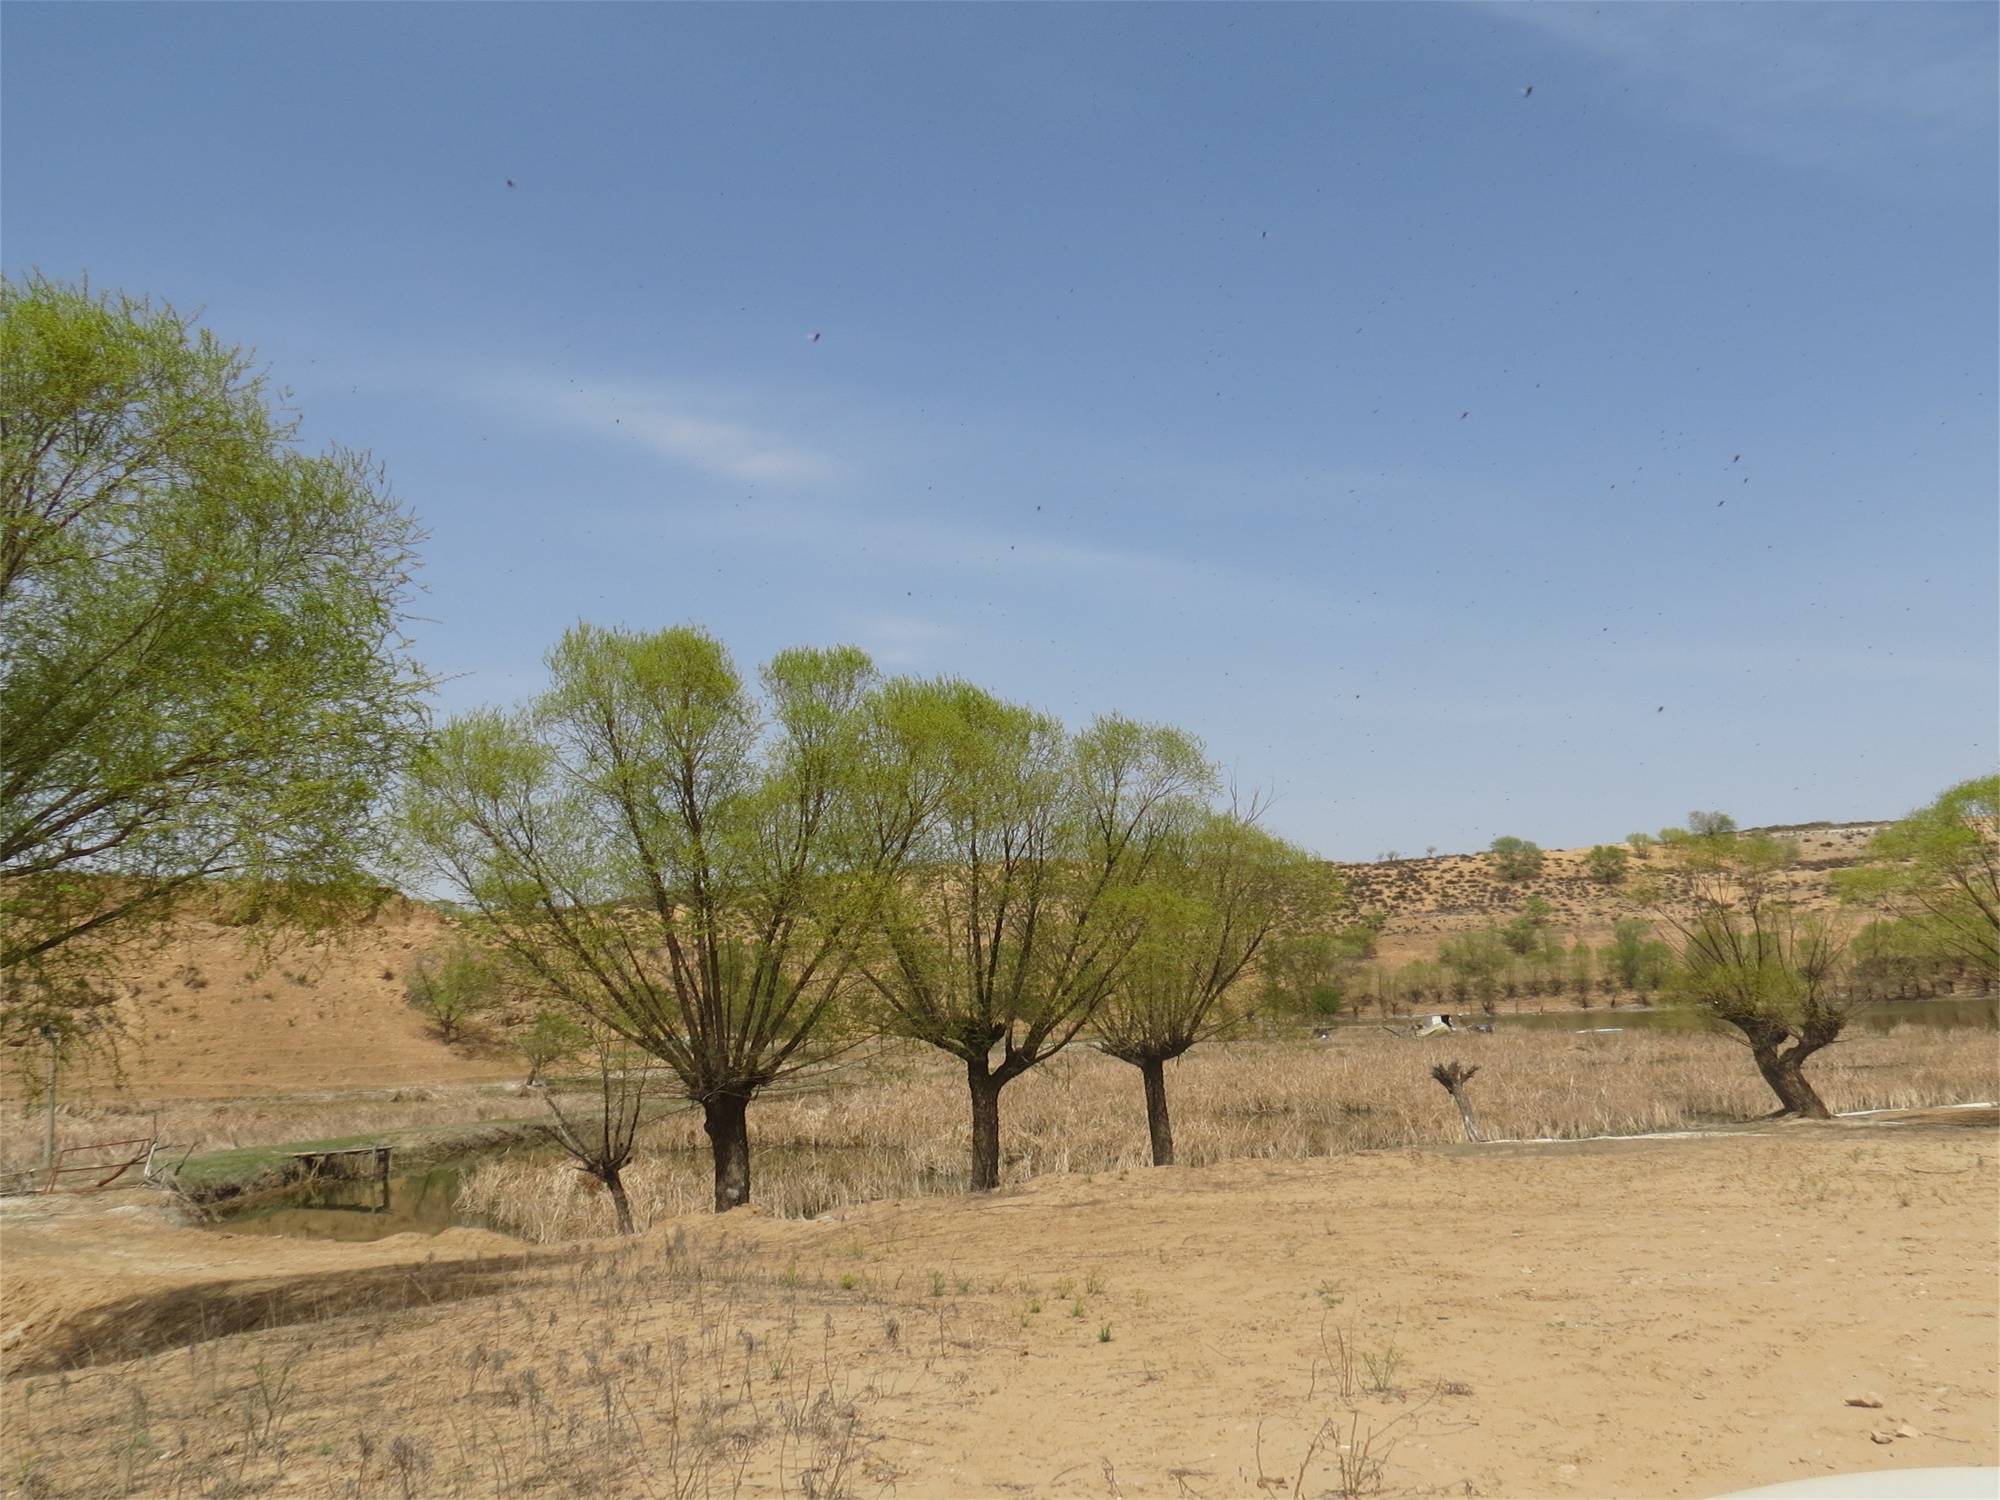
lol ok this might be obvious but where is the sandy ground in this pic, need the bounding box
[3,1109,1992,1498]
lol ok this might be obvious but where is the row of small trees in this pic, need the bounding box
[397,625,1332,1211]
[1271,914,1675,1018]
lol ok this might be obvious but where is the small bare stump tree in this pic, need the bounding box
[1428,1060,1482,1142]
[540,1032,656,1235]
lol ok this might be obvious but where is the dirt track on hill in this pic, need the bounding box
[4,1111,1992,1498]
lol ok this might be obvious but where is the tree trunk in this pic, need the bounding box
[967,1061,1005,1192]
[603,1166,636,1235]
[1751,1040,1832,1120]
[1138,1056,1175,1166]
[703,1093,752,1211]
[1447,1085,1483,1143]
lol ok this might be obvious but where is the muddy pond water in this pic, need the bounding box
[204,1164,516,1242]
[1472,993,1997,1034]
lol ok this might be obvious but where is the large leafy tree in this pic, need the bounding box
[1834,776,1999,986]
[860,695,1212,1191]
[1,275,428,1040]
[400,625,903,1213]
[1093,813,1321,1165]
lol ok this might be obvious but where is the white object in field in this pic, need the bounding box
[1704,1468,1999,1499]
[1411,1014,1456,1038]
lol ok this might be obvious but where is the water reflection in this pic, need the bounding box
[206,1166,509,1242]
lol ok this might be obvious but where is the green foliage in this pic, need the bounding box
[515,1008,589,1083]
[1257,910,1378,1018]
[1258,936,1346,1017]
[1664,903,1844,1035]
[1625,832,1656,858]
[1096,814,1323,1057]
[863,699,1214,1069]
[1602,918,1671,994]
[1497,896,1556,956]
[1834,776,1999,985]
[1486,836,1544,881]
[1650,822,1847,1116]
[1437,928,1509,982]
[1,275,428,1039]
[403,940,506,1046]
[1584,844,1630,883]
[399,624,900,1207]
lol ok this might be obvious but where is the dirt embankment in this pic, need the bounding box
[0,902,520,1113]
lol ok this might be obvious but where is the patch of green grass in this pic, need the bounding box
[174,1132,397,1189]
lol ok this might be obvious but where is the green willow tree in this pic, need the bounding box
[1646,825,1850,1118]
[399,625,907,1212]
[860,694,1212,1191]
[1093,813,1322,1166]
[2,275,428,1043]
[1834,776,1999,989]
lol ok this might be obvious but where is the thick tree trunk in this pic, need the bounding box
[703,1093,752,1211]
[1751,1041,1832,1120]
[603,1166,636,1235]
[1138,1056,1175,1166]
[967,1061,1005,1192]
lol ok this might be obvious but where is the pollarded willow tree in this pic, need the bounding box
[1644,825,1851,1119]
[400,625,914,1212]
[858,692,1214,1191]
[2,275,429,1046]
[1093,813,1324,1166]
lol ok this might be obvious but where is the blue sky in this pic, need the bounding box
[5,2,1993,859]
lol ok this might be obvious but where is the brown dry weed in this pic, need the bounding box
[459,1023,1997,1240]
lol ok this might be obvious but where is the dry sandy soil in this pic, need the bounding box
[4,825,1992,1498]
[3,1108,1993,1499]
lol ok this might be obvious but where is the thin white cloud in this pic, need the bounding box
[839,612,954,667]
[1492,2,1995,177]
[503,376,839,485]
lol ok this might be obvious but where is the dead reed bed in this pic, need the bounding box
[459,1023,1999,1241]
[3,1232,988,1500]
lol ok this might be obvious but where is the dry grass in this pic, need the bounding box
[459,1023,1999,1241]
[2,1232,986,1500]
[0,1083,542,1183]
